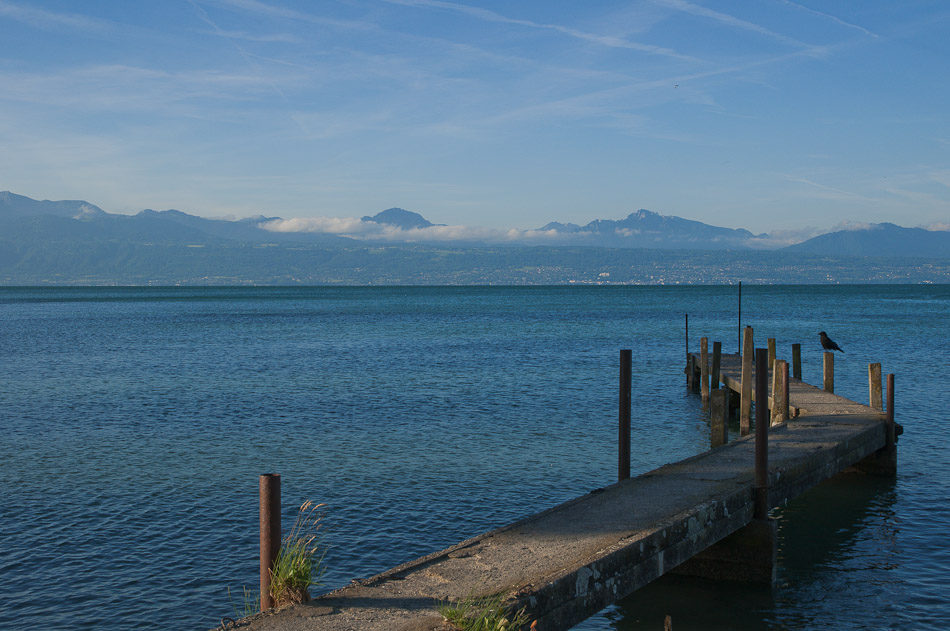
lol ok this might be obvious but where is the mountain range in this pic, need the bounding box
[1,191,946,285]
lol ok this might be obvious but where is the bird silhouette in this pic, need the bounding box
[819,331,844,352]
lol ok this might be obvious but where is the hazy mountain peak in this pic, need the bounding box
[361,207,440,230]
[786,221,950,257]
[1,190,106,219]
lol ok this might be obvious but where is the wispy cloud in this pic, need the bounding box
[0,64,300,115]
[205,0,375,31]
[385,0,700,62]
[260,216,561,243]
[746,226,826,248]
[196,27,300,43]
[652,0,814,49]
[779,1,877,38]
[0,0,110,32]
[784,176,877,203]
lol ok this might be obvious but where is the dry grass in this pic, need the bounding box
[269,501,328,607]
[438,593,531,631]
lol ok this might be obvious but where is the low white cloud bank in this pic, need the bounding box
[259,216,561,242]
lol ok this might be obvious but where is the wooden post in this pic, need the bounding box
[259,473,281,611]
[767,338,776,371]
[791,343,802,380]
[710,389,728,448]
[740,326,754,435]
[754,348,769,519]
[619,350,631,481]
[823,351,834,393]
[711,341,721,391]
[869,363,883,410]
[886,373,895,450]
[771,360,789,425]
[700,337,709,406]
[770,358,779,424]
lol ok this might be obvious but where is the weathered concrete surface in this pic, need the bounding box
[224,355,890,631]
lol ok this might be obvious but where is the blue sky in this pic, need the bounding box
[1,0,948,239]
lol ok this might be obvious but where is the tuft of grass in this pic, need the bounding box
[226,585,259,619]
[438,593,531,631]
[269,500,328,607]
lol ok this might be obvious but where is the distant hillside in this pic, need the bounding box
[0,190,106,219]
[0,191,349,247]
[1,191,947,285]
[785,223,950,258]
[539,209,761,249]
[362,207,444,229]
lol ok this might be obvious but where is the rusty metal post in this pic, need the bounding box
[737,281,742,353]
[683,313,689,357]
[711,341,721,391]
[619,349,631,481]
[260,473,281,610]
[823,351,834,393]
[754,348,769,519]
[886,373,895,450]
[791,343,802,380]
[683,313,693,390]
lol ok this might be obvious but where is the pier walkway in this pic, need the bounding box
[231,350,895,631]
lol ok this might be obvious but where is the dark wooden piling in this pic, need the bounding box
[767,338,776,371]
[740,326,754,435]
[791,343,802,380]
[259,473,281,610]
[823,352,834,393]
[869,363,883,410]
[619,350,632,481]
[754,348,769,519]
[711,341,722,391]
[771,359,789,425]
[710,388,728,448]
[700,337,710,406]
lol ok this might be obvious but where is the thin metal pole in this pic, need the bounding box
[886,373,895,450]
[685,312,689,359]
[260,473,281,610]
[754,348,769,519]
[737,281,742,353]
[619,349,632,481]
[685,312,690,386]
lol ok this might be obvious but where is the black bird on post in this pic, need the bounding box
[819,331,844,352]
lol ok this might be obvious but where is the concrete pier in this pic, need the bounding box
[230,347,896,631]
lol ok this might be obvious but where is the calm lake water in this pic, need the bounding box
[0,285,947,630]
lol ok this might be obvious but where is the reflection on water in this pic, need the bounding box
[575,472,905,630]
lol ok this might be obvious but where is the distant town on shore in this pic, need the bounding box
[1,191,947,285]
